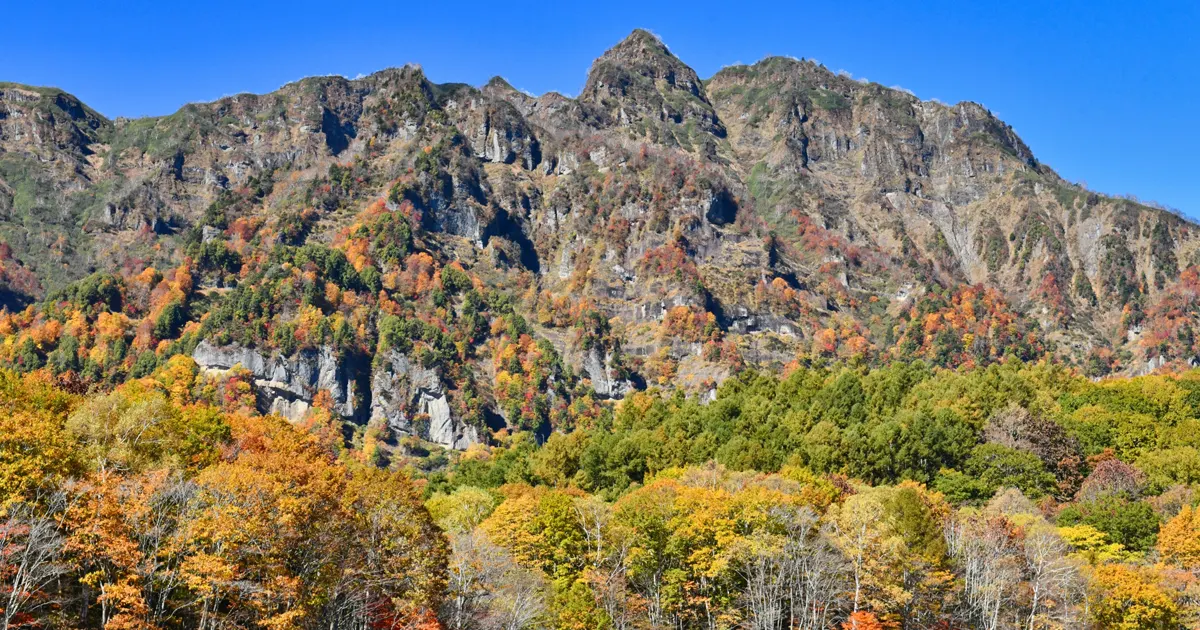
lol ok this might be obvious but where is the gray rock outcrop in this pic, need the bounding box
[192,340,482,450]
[192,340,358,422]
[369,349,480,450]
[583,346,634,399]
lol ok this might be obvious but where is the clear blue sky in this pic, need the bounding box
[3,0,1196,215]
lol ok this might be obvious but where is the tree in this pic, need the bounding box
[944,511,1022,630]
[65,384,185,474]
[178,413,446,629]
[47,334,81,375]
[439,525,550,630]
[1056,496,1160,553]
[65,472,171,629]
[428,486,501,535]
[1075,459,1145,502]
[881,483,955,627]
[331,466,449,628]
[828,490,903,615]
[574,496,641,630]
[774,505,847,630]
[0,410,78,506]
[936,444,1057,504]
[984,404,1084,497]
[442,529,495,630]
[482,487,588,582]
[1056,524,1131,565]
[152,300,186,340]
[0,499,67,630]
[1158,505,1200,570]
[1020,522,1083,630]
[733,529,789,630]
[841,611,891,630]
[983,489,1086,628]
[1137,447,1200,494]
[1089,564,1178,629]
[484,547,549,630]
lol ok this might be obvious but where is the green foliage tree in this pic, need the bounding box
[1057,496,1160,553]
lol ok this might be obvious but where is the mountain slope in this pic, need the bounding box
[705,55,1197,361]
[0,30,1195,449]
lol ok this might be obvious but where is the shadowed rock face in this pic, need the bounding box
[1,29,1196,439]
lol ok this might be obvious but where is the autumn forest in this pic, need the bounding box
[5,357,1200,629]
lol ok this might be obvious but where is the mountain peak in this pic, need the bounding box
[0,82,111,159]
[592,29,686,78]
[582,29,724,144]
[605,28,671,59]
[484,76,514,91]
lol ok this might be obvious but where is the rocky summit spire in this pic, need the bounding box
[581,29,725,146]
[599,28,674,64]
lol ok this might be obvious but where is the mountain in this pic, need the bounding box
[0,30,1196,449]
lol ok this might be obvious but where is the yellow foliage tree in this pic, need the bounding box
[1089,564,1179,629]
[1158,505,1200,570]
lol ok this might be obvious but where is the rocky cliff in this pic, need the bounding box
[370,349,480,449]
[192,340,480,449]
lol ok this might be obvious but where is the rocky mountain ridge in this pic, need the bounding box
[1,30,1196,449]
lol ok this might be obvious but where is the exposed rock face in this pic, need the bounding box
[0,84,109,159]
[192,340,359,422]
[447,85,541,170]
[583,347,633,399]
[192,341,482,449]
[369,350,480,449]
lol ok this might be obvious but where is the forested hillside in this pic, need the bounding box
[4,359,1200,628]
